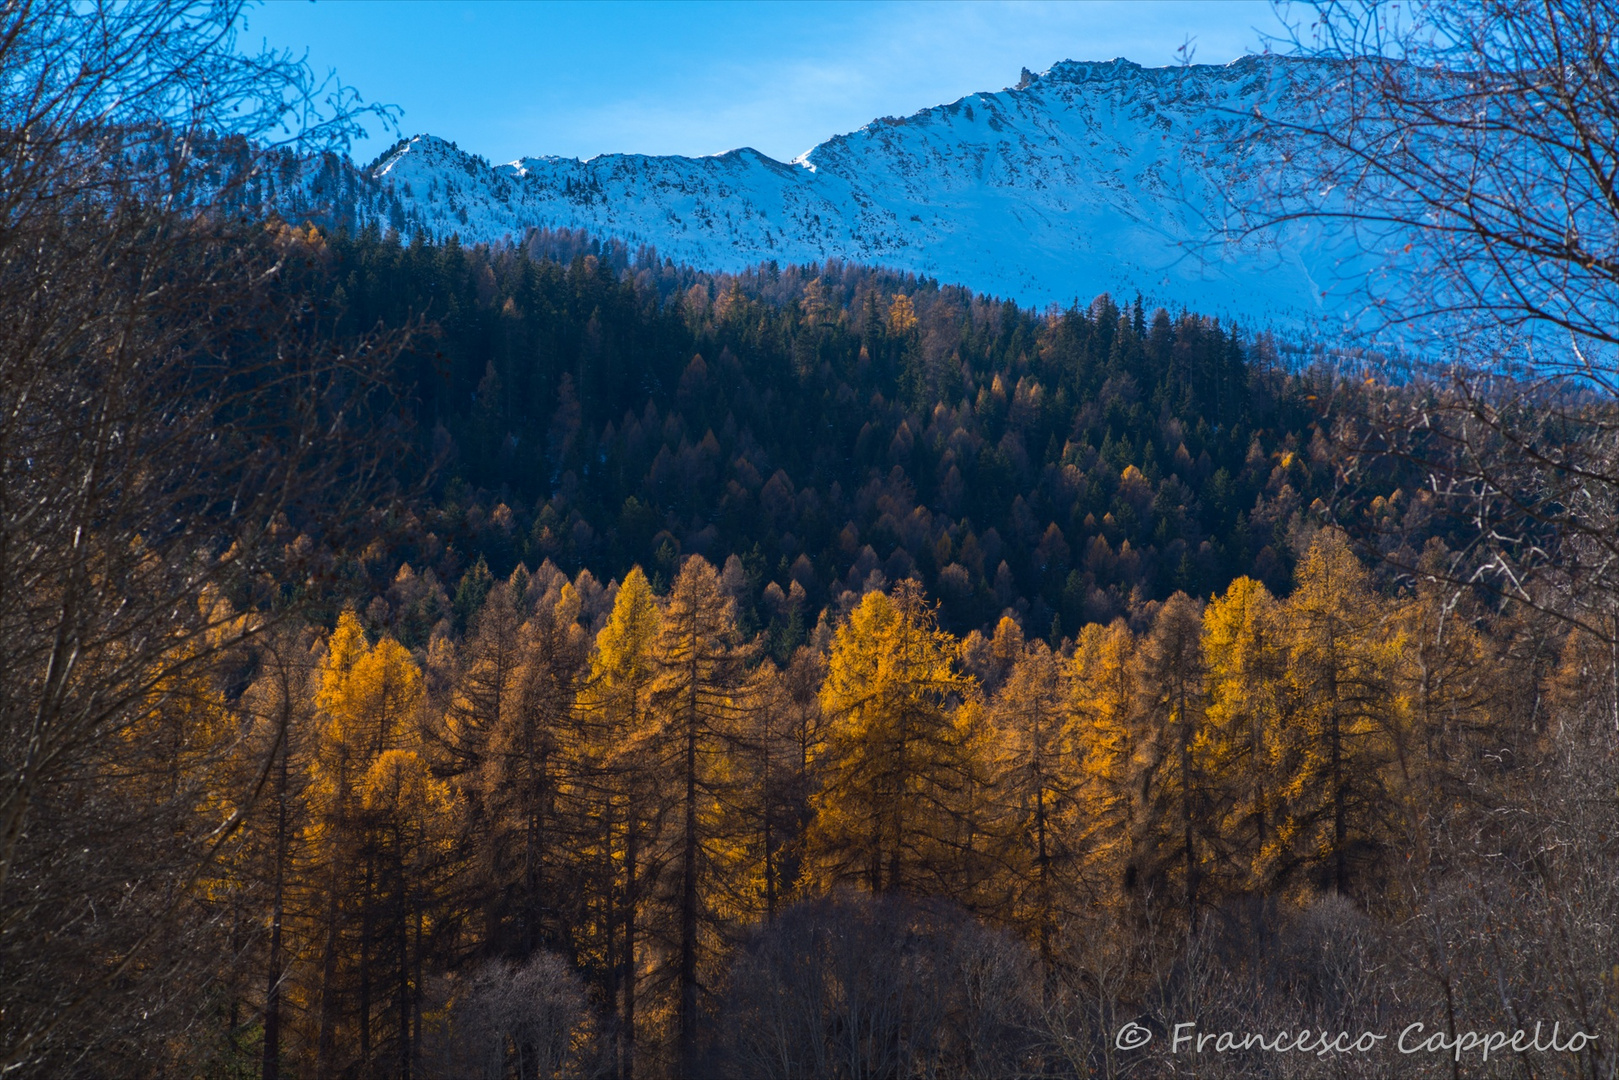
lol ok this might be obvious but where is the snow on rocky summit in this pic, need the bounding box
[308,58,1381,330]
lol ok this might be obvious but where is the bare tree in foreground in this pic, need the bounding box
[1258,1,1619,356]
[0,1,402,1072]
[1234,6,1619,1076]
[1247,1,1619,635]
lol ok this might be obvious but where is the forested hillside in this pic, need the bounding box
[309,224,1339,645]
[8,3,1619,1078]
[15,217,1604,1080]
[121,226,1593,1080]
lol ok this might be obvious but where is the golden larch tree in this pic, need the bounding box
[1135,592,1211,931]
[1274,528,1405,899]
[1200,575,1287,897]
[987,636,1083,968]
[308,612,426,1078]
[580,564,662,1080]
[648,556,751,1078]
[1070,618,1144,904]
[812,582,977,896]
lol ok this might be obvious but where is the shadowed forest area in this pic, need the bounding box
[309,223,1336,640]
[5,1,1619,1078]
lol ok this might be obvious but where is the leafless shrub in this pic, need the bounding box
[426,952,597,1080]
[714,891,1040,1080]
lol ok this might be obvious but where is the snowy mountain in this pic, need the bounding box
[313,57,1384,330]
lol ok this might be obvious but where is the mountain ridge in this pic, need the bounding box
[307,56,1375,329]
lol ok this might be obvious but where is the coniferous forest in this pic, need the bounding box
[5,3,1619,1079]
[319,223,1321,640]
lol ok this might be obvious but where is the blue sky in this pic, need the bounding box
[244,1,1293,166]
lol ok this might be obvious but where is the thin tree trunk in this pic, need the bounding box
[262,704,290,1080]
[360,852,373,1071]
[316,762,348,1080]
[604,812,618,1057]
[1035,779,1051,974]
[762,729,776,922]
[1180,694,1197,931]
[315,882,342,1079]
[397,840,410,1080]
[1330,671,1347,895]
[678,661,699,1078]
[412,903,425,1079]
[623,812,637,1080]
[1611,611,1618,732]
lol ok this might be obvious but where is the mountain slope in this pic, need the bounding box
[326,57,1374,328]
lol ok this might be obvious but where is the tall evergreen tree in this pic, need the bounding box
[1276,529,1404,897]
[580,566,662,1080]
[648,557,751,1077]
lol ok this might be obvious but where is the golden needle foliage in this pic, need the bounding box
[132,529,1598,1078]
